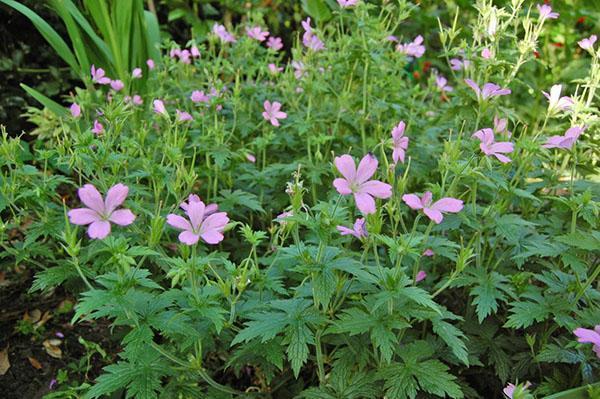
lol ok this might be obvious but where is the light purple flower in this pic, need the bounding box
[396,35,425,58]
[55,331,65,338]
[170,48,181,59]
[415,270,427,282]
[268,63,283,74]
[191,46,200,58]
[542,126,585,150]
[153,99,167,116]
[70,103,81,118]
[337,0,358,7]
[333,154,392,215]
[494,116,512,137]
[337,218,367,239]
[543,84,574,114]
[132,94,143,105]
[391,121,409,164]
[91,65,110,85]
[503,382,532,398]
[464,79,511,101]
[167,198,229,245]
[472,128,514,163]
[386,35,398,42]
[578,35,597,51]
[213,23,236,43]
[110,80,124,91]
[246,153,256,163]
[302,18,325,51]
[267,36,283,51]
[450,58,470,71]
[435,75,453,92]
[262,101,287,127]
[423,249,435,257]
[573,325,600,359]
[179,49,191,64]
[180,194,218,216]
[132,68,142,79]
[68,183,136,239]
[481,48,493,59]
[537,4,559,21]
[91,120,103,135]
[191,90,210,103]
[49,379,57,390]
[292,61,306,79]
[146,59,155,70]
[246,26,269,42]
[402,192,463,224]
[176,109,193,122]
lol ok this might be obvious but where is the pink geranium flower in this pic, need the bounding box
[537,4,559,21]
[153,99,167,116]
[337,0,358,7]
[246,26,269,42]
[213,23,236,43]
[574,325,600,358]
[481,48,493,59]
[246,153,256,163]
[465,79,511,101]
[415,270,427,282]
[191,90,210,103]
[90,65,111,85]
[450,58,470,70]
[68,183,136,239]
[132,94,143,105]
[542,126,585,150]
[435,75,453,92]
[402,192,463,224]
[132,68,142,79]
[337,218,367,239]
[268,63,283,74]
[292,61,306,79]
[578,35,597,51]
[472,128,514,163]
[267,36,283,51]
[503,382,532,398]
[543,84,574,114]
[176,109,193,122]
[190,46,200,58]
[494,116,512,137]
[262,101,287,126]
[70,103,81,118]
[302,18,325,51]
[180,194,218,215]
[423,249,435,257]
[91,120,103,135]
[391,121,409,164]
[333,154,392,215]
[167,197,228,245]
[110,80,124,91]
[396,35,425,58]
[146,59,155,70]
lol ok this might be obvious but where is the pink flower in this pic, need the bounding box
[213,23,236,43]
[180,194,218,216]
[170,48,181,59]
[110,80,124,91]
[91,120,104,135]
[415,270,427,282]
[179,49,191,64]
[574,325,600,358]
[396,35,425,58]
[578,35,597,51]
[481,47,493,59]
[472,128,514,163]
[132,94,143,105]
[391,121,409,164]
[337,0,358,7]
[176,109,193,122]
[423,249,435,257]
[167,197,228,245]
[542,126,585,150]
[333,154,392,215]
[386,35,398,42]
[543,84,574,114]
[494,116,511,137]
[146,59,155,70]
[268,63,283,74]
[246,26,269,41]
[337,218,367,239]
[70,103,81,118]
[450,58,470,70]
[246,153,256,163]
[132,68,142,79]
[292,61,306,79]
[537,4,559,21]
[402,192,463,224]
[262,101,287,127]
[302,18,325,51]
[503,382,532,398]
[68,183,135,239]
[435,75,453,92]
[153,99,167,116]
[191,90,210,103]
[190,46,200,58]
[267,36,283,51]
[464,79,511,101]
[90,65,110,85]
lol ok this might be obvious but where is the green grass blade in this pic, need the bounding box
[543,383,600,399]
[20,84,68,117]
[0,0,79,72]
[144,10,161,61]
[50,0,89,79]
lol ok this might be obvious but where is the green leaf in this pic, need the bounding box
[231,312,288,345]
[302,0,332,22]
[20,84,68,117]
[431,318,469,365]
[556,231,600,251]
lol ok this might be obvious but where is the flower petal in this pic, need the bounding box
[201,230,224,244]
[359,180,392,199]
[167,214,193,231]
[431,198,464,213]
[333,178,352,195]
[423,207,444,224]
[201,212,229,234]
[68,208,101,225]
[355,154,378,184]
[334,155,356,181]
[104,183,129,213]
[574,328,600,345]
[186,200,206,231]
[402,194,423,210]
[78,184,105,214]
[109,209,136,226]
[87,220,111,239]
[354,192,376,215]
[179,230,200,245]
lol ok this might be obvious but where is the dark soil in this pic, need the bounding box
[0,268,118,398]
